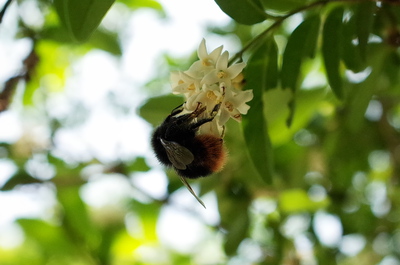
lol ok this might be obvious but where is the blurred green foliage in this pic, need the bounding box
[1,0,400,264]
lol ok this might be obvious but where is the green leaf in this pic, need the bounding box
[1,171,42,191]
[128,157,151,172]
[355,2,375,60]
[119,0,164,13]
[261,0,313,13]
[218,184,251,255]
[139,95,184,127]
[345,44,389,132]
[41,27,122,55]
[224,211,250,255]
[281,15,321,92]
[54,0,115,42]
[242,37,276,184]
[17,219,75,256]
[214,0,267,25]
[265,37,279,90]
[86,29,122,55]
[265,87,325,145]
[322,7,344,99]
[281,15,320,126]
[279,189,330,213]
[130,201,160,241]
[342,15,366,73]
[57,186,100,248]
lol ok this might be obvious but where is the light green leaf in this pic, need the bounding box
[139,95,184,127]
[17,219,75,256]
[214,0,267,25]
[128,157,151,172]
[265,87,326,145]
[54,0,115,42]
[279,189,330,213]
[322,7,344,99]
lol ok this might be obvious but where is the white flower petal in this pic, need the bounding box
[219,109,231,125]
[216,51,229,70]
[201,69,219,85]
[227,62,246,79]
[237,103,251,114]
[208,45,223,63]
[197,39,208,59]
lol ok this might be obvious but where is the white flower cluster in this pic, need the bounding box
[170,39,253,136]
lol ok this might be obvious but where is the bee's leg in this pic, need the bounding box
[170,103,185,116]
[189,103,222,130]
[210,102,221,118]
[172,102,207,125]
[190,102,206,118]
[220,125,226,138]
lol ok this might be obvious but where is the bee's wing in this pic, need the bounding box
[160,139,194,170]
[179,175,206,209]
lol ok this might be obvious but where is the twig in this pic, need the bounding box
[229,0,331,64]
[0,48,39,113]
[0,0,14,24]
[228,0,399,64]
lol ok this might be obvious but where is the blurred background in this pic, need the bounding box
[1,0,400,264]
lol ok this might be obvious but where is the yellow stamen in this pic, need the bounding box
[217,71,227,79]
[207,91,217,100]
[188,84,195,91]
[202,59,213,66]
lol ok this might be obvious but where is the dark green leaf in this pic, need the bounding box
[54,0,115,42]
[1,171,42,191]
[355,2,375,59]
[261,0,313,13]
[242,37,276,184]
[214,0,267,25]
[139,95,184,127]
[265,37,279,90]
[224,211,250,255]
[281,15,321,92]
[345,44,389,132]
[342,15,366,72]
[281,15,320,126]
[218,183,251,255]
[322,7,344,99]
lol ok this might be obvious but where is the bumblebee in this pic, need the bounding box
[151,103,226,207]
